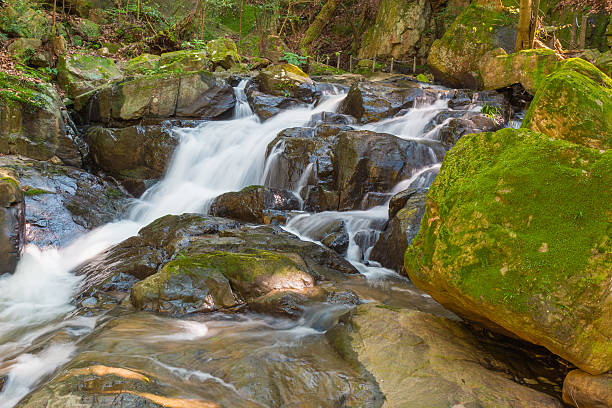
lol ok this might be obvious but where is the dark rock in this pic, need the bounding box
[0,169,25,275]
[209,185,300,224]
[86,125,178,196]
[0,156,129,248]
[371,189,429,272]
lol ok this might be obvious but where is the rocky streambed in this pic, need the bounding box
[0,58,610,408]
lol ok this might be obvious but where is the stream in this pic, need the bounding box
[0,79,564,407]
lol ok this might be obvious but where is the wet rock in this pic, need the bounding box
[57,53,123,99]
[266,127,445,211]
[77,214,359,303]
[436,111,502,149]
[17,311,381,408]
[523,59,612,151]
[338,80,436,123]
[563,370,612,408]
[327,303,563,407]
[306,111,356,127]
[0,72,81,166]
[77,71,235,125]
[427,3,518,89]
[209,185,300,224]
[249,290,312,318]
[405,128,612,375]
[0,169,25,275]
[480,48,561,94]
[245,64,319,121]
[86,125,178,196]
[131,255,243,314]
[0,156,129,248]
[370,188,428,273]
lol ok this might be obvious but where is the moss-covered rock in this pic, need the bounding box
[595,51,612,78]
[359,0,431,60]
[75,18,101,42]
[131,255,242,314]
[427,3,518,88]
[405,128,612,374]
[158,50,208,73]
[522,58,612,150]
[0,0,50,38]
[480,48,561,94]
[206,38,240,69]
[77,70,235,123]
[7,38,49,68]
[123,53,161,75]
[0,169,25,275]
[0,73,81,166]
[257,63,314,97]
[57,54,123,99]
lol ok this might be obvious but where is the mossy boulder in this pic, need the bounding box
[206,38,240,69]
[57,54,123,99]
[595,51,612,78]
[123,53,161,75]
[0,73,81,166]
[405,128,612,374]
[257,63,314,98]
[359,0,431,60]
[427,3,518,89]
[522,59,612,151]
[131,255,242,314]
[7,38,49,68]
[75,18,101,42]
[77,70,235,123]
[480,48,561,94]
[158,50,208,73]
[0,169,25,275]
[0,0,50,38]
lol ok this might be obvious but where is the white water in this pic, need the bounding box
[0,82,346,406]
[0,79,471,406]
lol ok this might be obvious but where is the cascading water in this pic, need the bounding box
[0,81,346,407]
[0,78,482,407]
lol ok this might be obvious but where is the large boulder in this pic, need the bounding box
[158,50,208,73]
[123,53,161,76]
[57,54,123,99]
[86,125,178,196]
[0,0,50,38]
[209,185,300,224]
[480,48,561,94]
[595,51,612,78]
[7,38,49,68]
[328,303,563,408]
[76,214,358,304]
[563,370,612,408]
[405,128,612,374]
[265,127,445,211]
[76,71,235,124]
[427,3,518,89]
[359,0,432,60]
[0,72,81,166]
[523,59,612,151]
[0,156,129,248]
[0,169,25,275]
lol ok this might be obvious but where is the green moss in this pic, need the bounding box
[523,59,612,150]
[308,61,345,76]
[406,128,611,315]
[23,187,54,196]
[0,72,49,110]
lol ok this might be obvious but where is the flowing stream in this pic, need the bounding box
[0,80,481,406]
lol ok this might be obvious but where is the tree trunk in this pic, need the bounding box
[239,0,245,49]
[300,0,340,53]
[570,14,577,49]
[52,0,57,29]
[579,14,588,50]
[200,0,208,41]
[515,0,533,51]
[528,0,540,47]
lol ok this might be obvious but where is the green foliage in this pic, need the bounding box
[481,102,502,119]
[280,52,308,67]
[415,73,429,83]
[181,39,208,50]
